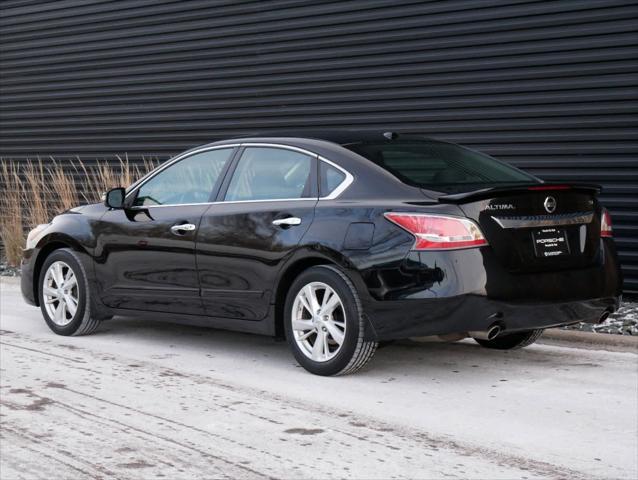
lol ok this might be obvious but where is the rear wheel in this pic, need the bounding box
[284,265,377,376]
[473,329,544,350]
[38,248,100,336]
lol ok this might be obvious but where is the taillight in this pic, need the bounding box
[601,208,613,238]
[385,213,488,250]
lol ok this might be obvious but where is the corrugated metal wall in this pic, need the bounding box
[1,0,637,291]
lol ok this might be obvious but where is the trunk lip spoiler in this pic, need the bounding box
[491,211,595,229]
[435,183,601,203]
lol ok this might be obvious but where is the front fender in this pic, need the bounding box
[22,206,112,319]
[34,212,99,253]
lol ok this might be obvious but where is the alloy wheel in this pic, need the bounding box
[42,261,79,326]
[291,281,346,362]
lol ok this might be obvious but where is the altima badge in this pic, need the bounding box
[544,196,557,213]
[484,203,515,211]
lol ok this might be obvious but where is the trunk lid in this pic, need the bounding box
[436,184,602,272]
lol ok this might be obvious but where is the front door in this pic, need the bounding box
[196,146,317,320]
[94,146,236,314]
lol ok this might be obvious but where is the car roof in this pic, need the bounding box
[220,130,436,146]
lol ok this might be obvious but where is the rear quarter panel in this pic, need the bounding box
[303,199,466,300]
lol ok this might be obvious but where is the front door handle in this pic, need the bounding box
[272,217,302,227]
[170,223,196,235]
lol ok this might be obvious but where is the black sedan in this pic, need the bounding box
[21,132,622,375]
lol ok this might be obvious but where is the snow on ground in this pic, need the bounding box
[1,277,637,479]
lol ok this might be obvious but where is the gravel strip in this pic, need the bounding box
[563,300,638,336]
[0,262,20,277]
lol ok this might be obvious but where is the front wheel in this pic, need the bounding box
[38,248,101,336]
[473,329,544,350]
[284,265,377,376]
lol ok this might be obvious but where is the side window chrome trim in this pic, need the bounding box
[318,156,354,200]
[212,198,317,205]
[125,142,354,206]
[124,144,240,199]
[129,198,317,209]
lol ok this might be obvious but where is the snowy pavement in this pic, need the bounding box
[1,278,637,479]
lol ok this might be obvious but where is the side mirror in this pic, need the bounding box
[104,187,125,209]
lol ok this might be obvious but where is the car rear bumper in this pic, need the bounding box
[360,239,622,341]
[365,294,620,341]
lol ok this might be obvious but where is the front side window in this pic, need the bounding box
[345,141,538,193]
[225,147,314,201]
[134,148,233,206]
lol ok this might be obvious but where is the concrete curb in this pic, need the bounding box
[540,328,637,352]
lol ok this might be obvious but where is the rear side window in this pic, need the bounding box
[225,147,314,201]
[134,148,232,206]
[346,141,537,193]
[319,162,346,197]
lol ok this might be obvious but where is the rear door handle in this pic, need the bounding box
[170,223,196,235]
[272,217,302,227]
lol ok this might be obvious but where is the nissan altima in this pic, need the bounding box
[21,132,622,375]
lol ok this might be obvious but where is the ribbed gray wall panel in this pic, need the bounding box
[1,0,637,291]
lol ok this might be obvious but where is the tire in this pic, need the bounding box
[473,329,544,350]
[38,248,100,336]
[284,265,377,376]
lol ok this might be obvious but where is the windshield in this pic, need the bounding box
[345,140,539,193]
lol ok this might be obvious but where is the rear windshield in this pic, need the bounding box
[345,141,538,193]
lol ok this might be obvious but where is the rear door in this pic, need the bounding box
[196,145,317,320]
[95,147,236,314]
[443,185,601,272]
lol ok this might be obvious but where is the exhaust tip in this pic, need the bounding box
[599,310,611,323]
[486,324,502,341]
[469,323,504,341]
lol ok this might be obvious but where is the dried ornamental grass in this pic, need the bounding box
[48,160,79,213]
[0,156,157,266]
[22,159,50,228]
[0,162,26,266]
